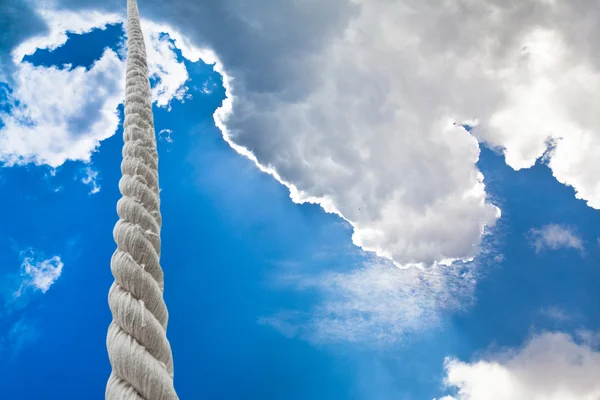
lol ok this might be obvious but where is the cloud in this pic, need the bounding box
[10,9,122,64]
[142,21,191,108]
[212,30,501,268]
[0,249,63,356]
[9,3,506,341]
[81,166,101,194]
[18,253,64,295]
[22,3,600,347]
[539,306,573,323]
[158,128,173,143]
[0,45,124,167]
[0,317,40,358]
[438,332,600,400]
[43,0,502,270]
[263,256,482,344]
[529,224,584,253]
[0,9,191,168]
[33,0,600,272]
[0,0,48,81]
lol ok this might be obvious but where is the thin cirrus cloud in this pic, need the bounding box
[0,251,63,355]
[436,332,600,400]
[261,257,481,345]
[529,224,584,254]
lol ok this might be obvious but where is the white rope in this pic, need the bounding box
[106,0,178,398]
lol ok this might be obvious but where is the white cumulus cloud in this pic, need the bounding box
[74,0,600,269]
[143,20,190,108]
[0,46,124,167]
[30,0,600,290]
[438,332,600,400]
[0,9,192,168]
[43,0,504,269]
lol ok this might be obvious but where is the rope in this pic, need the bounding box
[106,0,178,398]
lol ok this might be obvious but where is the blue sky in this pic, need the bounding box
[1,3,600,400]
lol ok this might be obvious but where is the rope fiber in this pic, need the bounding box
[106,0,178,398]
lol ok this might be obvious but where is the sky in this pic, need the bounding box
[1,1,600,399]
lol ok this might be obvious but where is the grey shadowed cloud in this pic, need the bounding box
[0,0,48,80]
[49,0,600,268]
[51,0,501,267]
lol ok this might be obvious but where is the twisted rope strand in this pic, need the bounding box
[106,1,178,398]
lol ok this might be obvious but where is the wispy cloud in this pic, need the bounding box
[81,166,100,194]
[1,249,63,358]
[0,317,40,360]
[201,81,213,94]
[159,128,174,143]
[529,224,584,254]
[262,256,479,345]
[539,306,574,323]
[17,253,63,295]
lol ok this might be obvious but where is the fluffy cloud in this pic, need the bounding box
[210,3,503,268]
[0,9,191,168]
[438,332,600,400]
[474,25,600,210]
[95,0,600,268]
[10,9,122,64]
[0,46,124,167]
[143,20,191,108]
[28,0,600,268]
[529,224,584,253]
[41,0,501,269]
